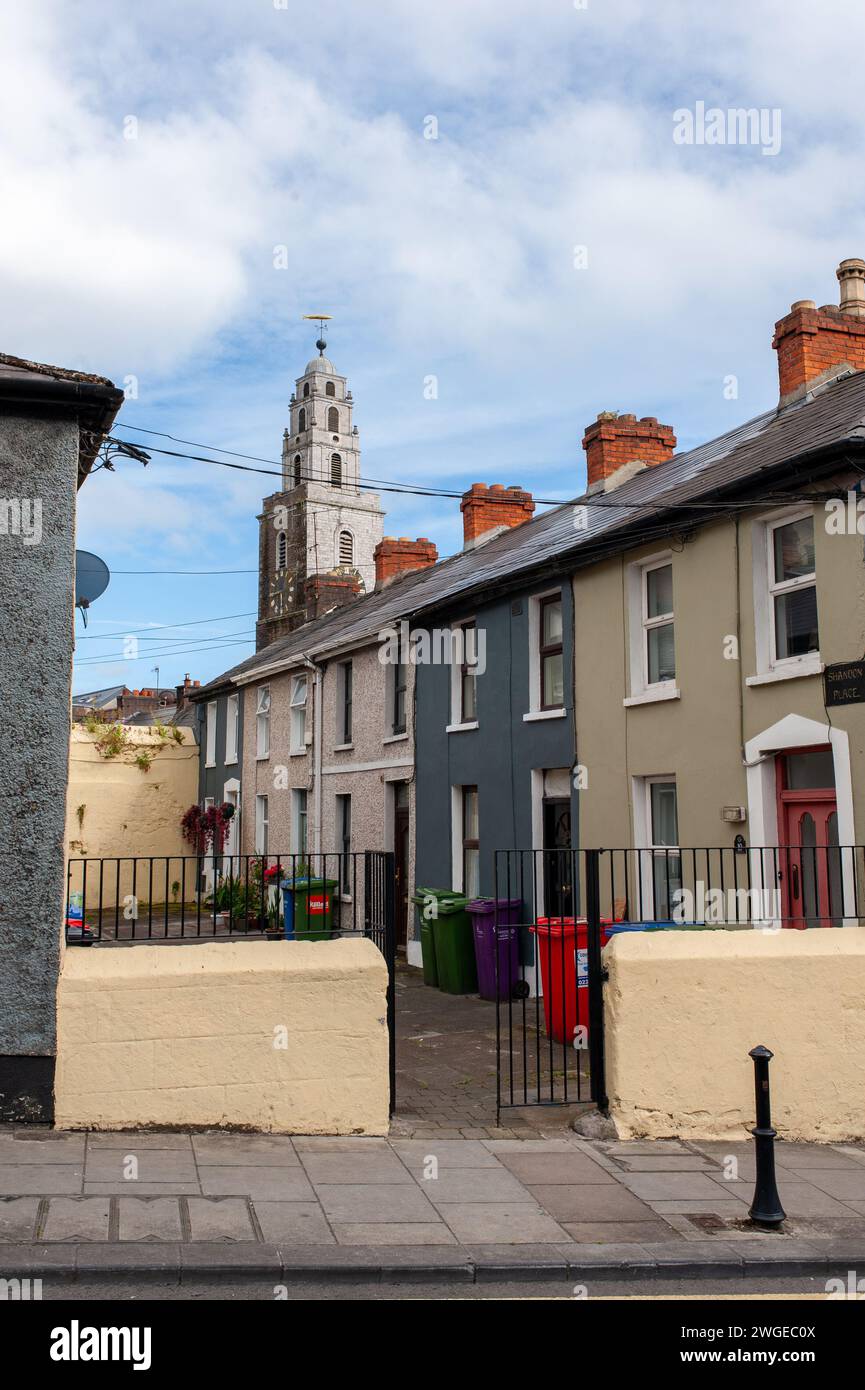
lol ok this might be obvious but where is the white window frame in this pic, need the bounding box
[291,787,308,856]
[748,507,821,685]
[524,589,568,721]
[224,692,239,765]
[289,673,308,755]
[255,793,268,855]
[624,552,680,706]
[447,619,480,733]
[256,685,271,760]
[205,701,217,768]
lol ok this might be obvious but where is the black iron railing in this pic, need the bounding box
[492,844,865,1120]
[65,850,397,1114]
[65,852,385,944]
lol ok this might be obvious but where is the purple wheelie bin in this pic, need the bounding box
[466,897,522,1001]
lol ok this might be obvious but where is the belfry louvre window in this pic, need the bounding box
[327,406,339,433]
[276,531,287,569]
[338,529,353,565]
[331,453,343,488]
[293,455,302,487]
[298,407,306,432]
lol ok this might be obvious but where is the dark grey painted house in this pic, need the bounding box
[412,568,577,916]
[0,352,122,1122]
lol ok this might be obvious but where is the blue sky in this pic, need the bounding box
[4,1,865,691]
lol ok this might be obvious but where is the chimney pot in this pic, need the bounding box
[837,257,865,318]
[582,413,676,492]
[374,535,439,587]
[460,482,534,548]
[773,259,865,405]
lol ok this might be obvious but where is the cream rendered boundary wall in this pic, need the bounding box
[572,483,865,856]
[605,929,865,1141]
[65,726,199,909]
[55,938,389,1134]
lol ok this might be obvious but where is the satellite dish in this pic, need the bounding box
[75,551,110,627]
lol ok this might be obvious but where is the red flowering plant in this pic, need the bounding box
[180,802,234,855]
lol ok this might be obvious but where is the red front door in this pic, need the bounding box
[776,749,840,928]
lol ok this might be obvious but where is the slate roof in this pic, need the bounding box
[193,370,865,695]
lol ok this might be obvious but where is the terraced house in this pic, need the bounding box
[195,261,865,955]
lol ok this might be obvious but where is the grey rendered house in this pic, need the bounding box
[0,351,123,1121]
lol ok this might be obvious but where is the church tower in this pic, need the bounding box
[256,331,385,650]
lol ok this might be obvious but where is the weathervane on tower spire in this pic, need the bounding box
[302,313,332,356]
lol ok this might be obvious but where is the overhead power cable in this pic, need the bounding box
[76,610,256,638]
[109,422,854,513]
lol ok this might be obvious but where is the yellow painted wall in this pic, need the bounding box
[65,726,199,908]
[605,929,865,1141]
[55,937,389,1134]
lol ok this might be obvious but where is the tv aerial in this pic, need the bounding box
[74,551,110,627]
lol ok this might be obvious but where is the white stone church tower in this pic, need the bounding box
[256,336,384,649]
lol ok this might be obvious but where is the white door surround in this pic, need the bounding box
[744,713,855,926]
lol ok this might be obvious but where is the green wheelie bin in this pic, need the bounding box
[285,876,338,941]
[413,887,478,994]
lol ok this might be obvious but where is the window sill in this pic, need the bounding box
[623,686,681,708]
[383,732,409,744]
[746,659,823,687]
[255,754,270,762]
[224,757,238,767]
[204,761,216,770]
[333,742,354,752]
[523,708,566,722]
[445,721,479,734]
[289,748,307,758]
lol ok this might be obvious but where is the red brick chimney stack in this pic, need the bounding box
[582,413,677,492]
[773,258,865,406]
[374,536,438,588]
[460,483,535,549]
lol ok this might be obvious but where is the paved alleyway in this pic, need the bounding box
[392,963,593,1139]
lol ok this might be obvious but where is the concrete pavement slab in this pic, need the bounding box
[185,1198,256,1242]
[86,1133,192,1150]
[299,1151,413,1184]
[497,1151,616,1185]
[0,1166,83,1196]
[198,1166,315,1200]
[316,1183,438,1224]
[41,1198,110,1242]
[118,1198,183,1242]
[528,1182,659,1223]
[0,1197,39,1241]
[191,1135,301,1166]
[421,1168,530,1206]
[391,1139,501,1168]
[437,1202,570,1244]
[331,1222,456,1246]
[251,1202,335,1245]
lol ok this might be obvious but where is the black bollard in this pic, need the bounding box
[748,1045,785,1227]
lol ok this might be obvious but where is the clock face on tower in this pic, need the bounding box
[270,571,295,617]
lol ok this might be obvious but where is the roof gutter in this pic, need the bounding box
[0,374,125,484]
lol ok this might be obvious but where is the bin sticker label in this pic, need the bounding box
[307,895,330,915]
[576,947,588,986]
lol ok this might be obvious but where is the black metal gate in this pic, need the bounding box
[493,841,865,1121]
[492,848,607,1121]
